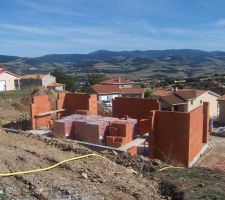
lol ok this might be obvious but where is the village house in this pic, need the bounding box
[0,65,20,91]
[151,88,220,118]
[217,95,225,122]
[20,73,65,91]
[91,77,144,101]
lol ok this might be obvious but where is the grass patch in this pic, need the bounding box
[167,169,211,181]
[0,86,35,100]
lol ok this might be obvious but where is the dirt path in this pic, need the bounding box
[197,135,225,171]
[0,130,160,200]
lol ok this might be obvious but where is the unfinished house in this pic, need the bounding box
[148,103,209,167]
[112,97,209,167]
[30,92,97,130]
[30,94,209,167]
[112,97,160,135]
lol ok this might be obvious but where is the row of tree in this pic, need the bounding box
[51,70,106,92]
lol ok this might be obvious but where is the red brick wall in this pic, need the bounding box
[112,97,160,119]
[152,111,190,164]
[57,92,97,118]
[149,105,209,166]
[112,97,160,135]
[31,95,52,129]
[188,106,204,164]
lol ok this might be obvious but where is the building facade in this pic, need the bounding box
[152,89,220,119]
[0,67,20,91]
[20,73,65,91]
[91,77,144,102]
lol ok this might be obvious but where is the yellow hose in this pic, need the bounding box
[0,153,105,177]
[158,165,184,172]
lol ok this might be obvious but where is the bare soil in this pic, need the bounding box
[0,130,160,200]
[197,135,225,171]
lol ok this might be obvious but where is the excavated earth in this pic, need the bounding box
[0,130,161,200]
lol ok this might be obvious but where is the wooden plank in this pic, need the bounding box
[118,133,149,151]
[35,109,66,117]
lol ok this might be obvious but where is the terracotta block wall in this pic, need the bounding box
[188,106,203,164]
[149,104,209,166]
[57,92,97,118]
[112,97,160,135]
[152,111,190,164]
[31,95,52,129]
[112,97,160,119]
[106,121,133,148]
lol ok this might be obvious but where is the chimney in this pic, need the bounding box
[0,64,4,72]
[119,76,121,83]
[173,86,178,92]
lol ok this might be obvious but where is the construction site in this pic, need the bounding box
[0,87,225,199]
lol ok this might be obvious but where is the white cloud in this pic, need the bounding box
[214,19,225,27]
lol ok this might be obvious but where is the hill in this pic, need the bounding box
[2,49,225,79]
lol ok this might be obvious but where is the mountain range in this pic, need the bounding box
[1,49,225,79]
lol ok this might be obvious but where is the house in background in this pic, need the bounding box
[91,77,144,101]
[47,82,65,91]
[151,88,220,118]
[0,65,20,91]
[217,95,225,122]
[20,73,65,91]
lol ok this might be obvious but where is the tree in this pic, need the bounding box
[144,90,152,98]
[86,74,106,86]
[51,70,78,91]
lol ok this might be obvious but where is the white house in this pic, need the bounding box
[91,77,144,101]
[0,66,20,91]
[152,89,220,118]
[20,73,65,91]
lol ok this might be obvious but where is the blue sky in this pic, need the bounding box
[1,0,225,56]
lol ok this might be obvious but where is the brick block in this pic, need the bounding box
[108,126,118,136]
[127,146,138,156]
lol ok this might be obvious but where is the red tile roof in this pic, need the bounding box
[91,84,144,94]
[218,94,225,101]
[174,89,206,100]
[91,84,121,94]
[48,82,65,87]
[160,95,187,105]
[152,89,207,100]
[21,74,49,79]
[120,87,144,94]
[154,89,209,105]
[101,77,133,85]
[151,89,173,97]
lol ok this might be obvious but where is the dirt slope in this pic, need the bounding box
[0,130,160,200]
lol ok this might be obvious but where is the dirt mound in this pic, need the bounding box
[108,153,165,174]
[21,87,59,110]
[0,130,161,199]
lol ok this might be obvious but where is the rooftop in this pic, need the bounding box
[160,94,187,105]
[101,77,134,85]
[174,89,206,100]
[91,84,144,94]
[21,74,50,79]
[155,89,210,105]
[48,82,65,87]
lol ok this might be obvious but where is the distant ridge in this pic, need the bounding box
[1,49,225,64]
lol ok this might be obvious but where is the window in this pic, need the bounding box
[200,100,203,104]
[191,100,193,105]
[14,80,19,89]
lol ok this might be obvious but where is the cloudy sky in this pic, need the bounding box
[1,0,225,56]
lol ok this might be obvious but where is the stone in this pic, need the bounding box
[81,173,88,179]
